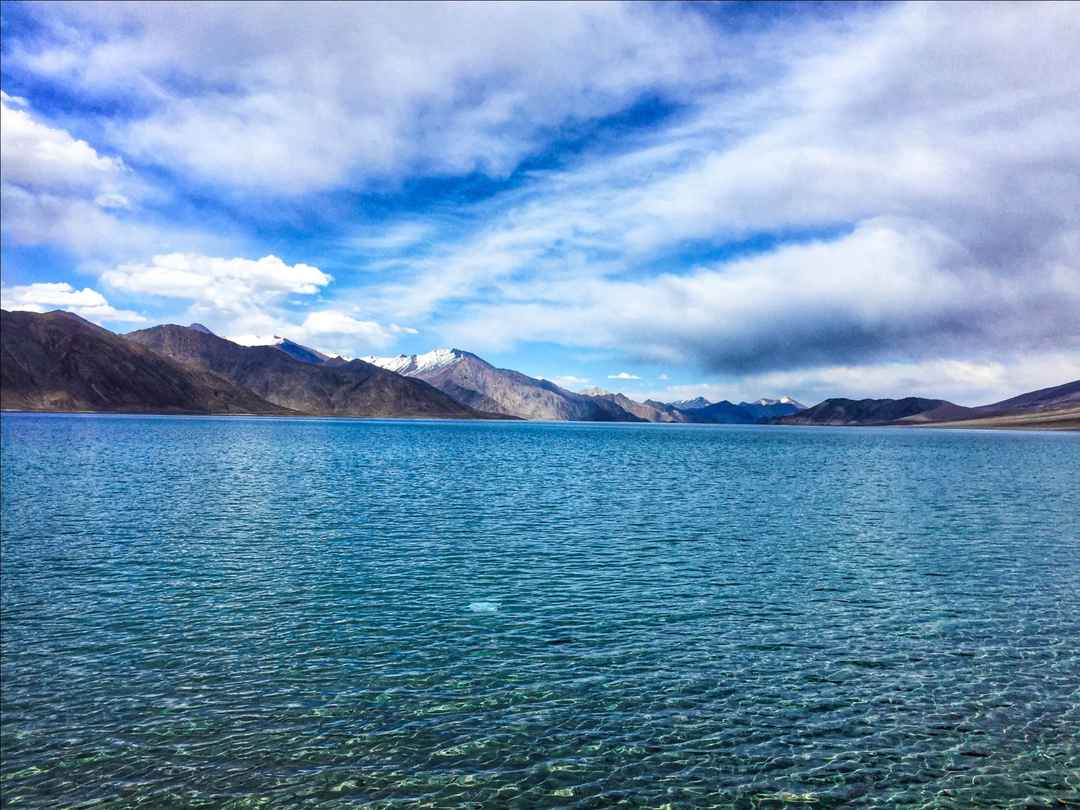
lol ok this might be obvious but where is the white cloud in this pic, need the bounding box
[300,310,389,339]
[95,252,414,356]
[386,2,1079,389]
[10,3,732,194]
[0,281,145,323]
[0,93,229,257]
[102,253,330,313]
[97,252,367,354]
[0,93,134,250]
[552,375,589,386]
[430,212,1079,397]
[1,94,125,192]
[226,309,403,357]
[0,90,29,107]
[608,372,641,381]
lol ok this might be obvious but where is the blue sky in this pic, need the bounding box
[2,1,1078,406]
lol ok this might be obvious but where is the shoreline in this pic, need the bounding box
[3,407,1077,430]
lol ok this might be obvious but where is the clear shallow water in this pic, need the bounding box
[1,414,1078,809]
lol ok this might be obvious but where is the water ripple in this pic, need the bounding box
[1,415,1078,808]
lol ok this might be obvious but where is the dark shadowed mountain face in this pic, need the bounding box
[361,349,642,421]
[1,310,290,415]
[670,396,712,410]
[125,326,488,419]
[271,337,331,365]
[738,399,805,420]
[779,397,955,426]
[681,400,758,424]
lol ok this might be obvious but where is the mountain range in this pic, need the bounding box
[1,310,291,415]
[360,349,642,421]
[124,325,488,419]
[2,310,1076,429]
[776,383,1080,429]
[2,312,485,418]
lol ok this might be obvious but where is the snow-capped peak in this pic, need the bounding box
[361,348,464,375]
[670,396,712,409]
[229,333,284,347]
[753,396,806,408]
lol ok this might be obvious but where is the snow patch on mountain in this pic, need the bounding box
[229,333,285,347]
[361,347,464,375]
[227,333,331,364]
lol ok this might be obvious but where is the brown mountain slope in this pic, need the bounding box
[125,325,490,419]
[779,383,1080,430]
[582,391,687,422]
[914,379,1080,429]
[918,407,1080,430]
[1,309,291,415]
[971,379,1079,417]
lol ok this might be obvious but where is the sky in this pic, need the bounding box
[1,1,1078,407]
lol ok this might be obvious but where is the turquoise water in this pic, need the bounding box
[1,414,1078,808]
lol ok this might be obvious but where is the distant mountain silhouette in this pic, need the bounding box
[776,383,1079,428]
[681,400,758,424]
[777,397,954,425]
[738,398,805,420]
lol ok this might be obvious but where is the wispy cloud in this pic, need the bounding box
[552,375,590,386]
[0,92,238,258]
[1,91,133,251]
[345,222,436,254]
[8,3,727,194]
[387,2,1079,395]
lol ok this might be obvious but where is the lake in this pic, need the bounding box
[1,413,1078,807]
